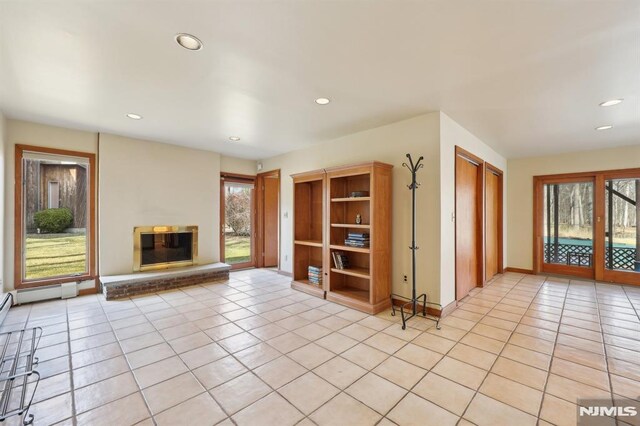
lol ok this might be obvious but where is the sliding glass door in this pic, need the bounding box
[603,173,640,284]
[538,178,595,278]
[535,169,640,285]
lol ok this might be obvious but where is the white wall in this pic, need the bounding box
[3,119,98,292]
[0,112,5,289]
[507,144,640,271]
[220,156,257,176]
[260,113,443,303]
[99,133,221,275]
[439,112,507,305]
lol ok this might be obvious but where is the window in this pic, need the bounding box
[15,145,96,287]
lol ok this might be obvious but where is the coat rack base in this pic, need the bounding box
[390,293,441,330]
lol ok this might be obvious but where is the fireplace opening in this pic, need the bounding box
[134,226,198,271]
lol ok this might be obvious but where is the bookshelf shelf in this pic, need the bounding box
[331,197,371,202]
[329,244,370,254]
[330,223,370,229]
[331,267,370,280]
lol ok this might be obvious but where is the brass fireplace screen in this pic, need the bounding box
[133,226,198,272]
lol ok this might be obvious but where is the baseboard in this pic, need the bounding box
[391,297,457,318]
[278,270,292,278]
[504,267,534,275]
[79,287,97,296]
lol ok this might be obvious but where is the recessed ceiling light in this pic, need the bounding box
[126,113,142,120]
[599,99,623,107]
[315,98,330,105]
[175,33,203,51]
[595,125,613,130]
[229,136,241,141]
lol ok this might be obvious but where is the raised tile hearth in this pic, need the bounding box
[100,263,231,300]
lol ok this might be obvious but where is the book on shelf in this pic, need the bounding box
[344,239,370,248]
[331,251,350,269]
[347,232,370,239]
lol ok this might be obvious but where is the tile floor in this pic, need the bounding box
[2,269,640,425]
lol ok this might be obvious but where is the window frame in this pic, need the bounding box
[14,145,97,289]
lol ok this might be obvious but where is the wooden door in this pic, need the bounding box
[263,175,279,266]
[485,166,502,281]
[455,150,483,300]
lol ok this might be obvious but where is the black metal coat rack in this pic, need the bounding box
[391,154,441,330]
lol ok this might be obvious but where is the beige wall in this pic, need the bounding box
[440,113,507,304]
[3,119,98,291]
[261,113,444,303]
[99,133,221,275]
[0,113,5,289]
[220,156,256,176]
[507,144,640,271]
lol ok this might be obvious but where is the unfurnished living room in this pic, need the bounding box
[0,1,638,425]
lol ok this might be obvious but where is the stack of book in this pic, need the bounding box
[345,232,370,248]
[308,265,322,286]
[331,251,350,269]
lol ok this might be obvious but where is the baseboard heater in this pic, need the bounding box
[16,283,78,304]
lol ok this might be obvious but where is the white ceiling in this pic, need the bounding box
[0,1,638,160]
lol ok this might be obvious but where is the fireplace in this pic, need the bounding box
[133,226,198,271]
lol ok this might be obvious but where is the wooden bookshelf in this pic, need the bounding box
[291,161,392,312]
[291,170,326,298]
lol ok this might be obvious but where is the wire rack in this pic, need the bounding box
[0,327,42,425]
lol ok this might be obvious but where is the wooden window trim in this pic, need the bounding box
[15,145,97,289]
[220,172,256,270]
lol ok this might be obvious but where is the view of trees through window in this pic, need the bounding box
[224,183,252,264]
[23,155,89,280]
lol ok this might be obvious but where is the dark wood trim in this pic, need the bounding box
[454,146,485,301]
[504,267,534,275]
[79,287,97,296]
[485,162,504,278]
[255,169,280,269]
[15,145,97,290]
[278,270,292,278]
[220,173,256,270]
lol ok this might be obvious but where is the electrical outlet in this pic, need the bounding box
[403,275,408,283]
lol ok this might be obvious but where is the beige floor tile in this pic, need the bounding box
[126,342,176,370]
[339,323,378,341]
[432,356,487,390]
[479,315,518,331]
[448,343,497,370]
[315,332,358,354]
[553,343,607,371]
[133,355,188,388]
[426,324,467,341]
[154,392,227,426]
[179,342,228,369]
[501,343,551,370]
[539,393,578,426]
[472,324,512,342]
[412,333,456,354]
[479,373,543,415]
[490,357,547,390]
[249,323,288,340]
[73,356,130,389]
[557,334,605,355]
[342,343,389,370]
[234,342,281,369]
[387,392,459,426]
[515,323,557,342]
[233,392,304,426]
[279,372,340,415]
[508,332,554,355]
[459,333,505,354]
[192,355,247,389]
[545,373,612,403]
[439,316,476,331]
[254,355,307,388]
[204,323,245,341]
[168,331,213,354]
[373,356,427,390]
[76,392,149,426]
[74,372,138,414]
[310,392,382,426]
[292,323,333,341]
[382,323,422,341]
[346,372,406,414]
[210,371,271,414]
[317,315,352,331]
[551,357,610,391]
[394,343,443,370]
[287,342,336,369]
[611,374,640,401]
[464,393,537,426]
[313,356,367,389]
[218,331,261,353]
[144,372,204,414]
[413,372,475,415]
[120,331,165,353]
[71,342,123,369]
[363,332,407,355]
[559,324,603,342]
[29,372,71,404]
[267,332,309,353]
[609,358,640,382]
